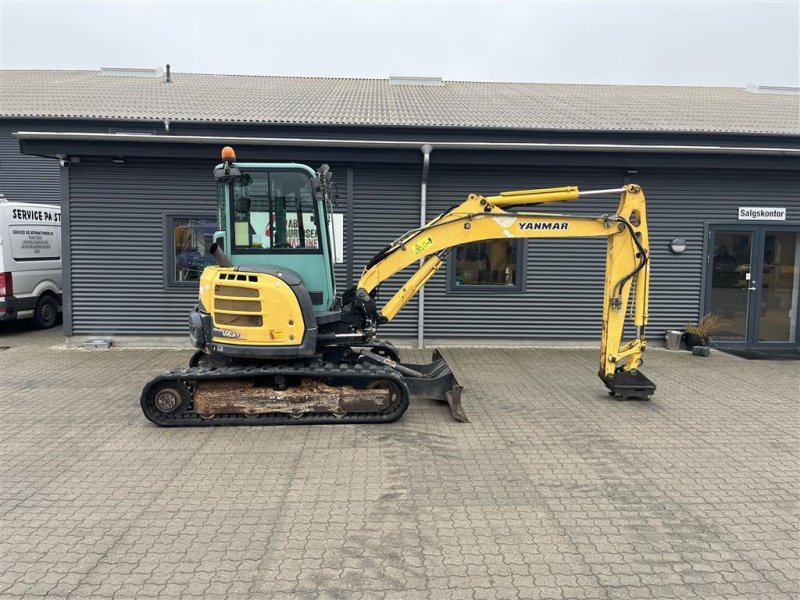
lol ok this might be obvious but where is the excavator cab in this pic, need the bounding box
[185,151,348,361]
[212,159,337,314]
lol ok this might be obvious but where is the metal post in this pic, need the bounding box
[59,160,72,336]
[418,144,433,348]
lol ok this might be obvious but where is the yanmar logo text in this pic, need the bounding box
[518,222,569,231]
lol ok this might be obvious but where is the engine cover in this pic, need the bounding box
[196,265,318,357]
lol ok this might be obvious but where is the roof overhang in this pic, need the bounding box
[13,131,800,156]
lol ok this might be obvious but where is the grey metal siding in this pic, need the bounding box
[329,165,349,292]
[65,159,398,337]
[351,164,421,338]
[0,124,59,204]
[423,164,800,340]
[641,168,800,332]
[60,144,798,342]
[68,160,216,335]
[425,165,622,340]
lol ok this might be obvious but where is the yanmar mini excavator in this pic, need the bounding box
[140,147,656,426]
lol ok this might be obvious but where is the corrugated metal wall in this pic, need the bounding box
[66,159,417,336]
[425,165,620,340]
[422,164,800,340]
[329,165,349,293]
[68,160,216,335]
[640,167,800,333]
[351,164,421,337]
[64,155,799,340]
[0,124,60,204]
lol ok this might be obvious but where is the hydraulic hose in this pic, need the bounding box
[611,217,648,298]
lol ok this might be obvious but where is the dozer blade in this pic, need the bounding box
[360,348,469,422]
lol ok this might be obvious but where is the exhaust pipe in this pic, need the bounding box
[208,242,233,268]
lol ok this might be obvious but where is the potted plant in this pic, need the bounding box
[684,313,721,349]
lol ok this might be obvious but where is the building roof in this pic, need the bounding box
[1,69,798,135]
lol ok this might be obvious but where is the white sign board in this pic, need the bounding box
[9,225,60,260]
[329,213,344,264]
[738,207,786,221]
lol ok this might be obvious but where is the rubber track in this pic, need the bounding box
[140,360,410,427]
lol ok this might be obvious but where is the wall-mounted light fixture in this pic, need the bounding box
[669,238,687,254]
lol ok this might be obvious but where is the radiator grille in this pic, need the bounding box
[214,298,261,312]
[215,284,259,298]
[215,313,263,327]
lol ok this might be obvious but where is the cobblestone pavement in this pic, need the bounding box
[1,325,798,600]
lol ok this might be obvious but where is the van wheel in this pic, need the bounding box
[33,295,58,329]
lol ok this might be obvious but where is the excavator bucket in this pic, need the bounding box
[359,348,467,422]
[602,369,656,401]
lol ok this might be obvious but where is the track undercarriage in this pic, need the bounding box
[140,344,467,427]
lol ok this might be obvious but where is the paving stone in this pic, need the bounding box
[0,326,797,599]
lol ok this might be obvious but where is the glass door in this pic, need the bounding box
[708,229,754,343]
[707,226,800,348]
[756,230,799,344]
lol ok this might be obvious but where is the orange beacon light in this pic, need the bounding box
[221,146,236,162]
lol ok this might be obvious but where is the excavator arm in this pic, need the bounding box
[352,183,655,400]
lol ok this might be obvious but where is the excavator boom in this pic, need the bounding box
[355,184,654,397]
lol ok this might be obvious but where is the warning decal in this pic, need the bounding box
[413,236,434,255]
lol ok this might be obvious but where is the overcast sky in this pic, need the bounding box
[1,0,798,86]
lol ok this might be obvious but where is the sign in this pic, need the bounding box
[284,214,319,248]
[248,211,344,262]
[250,212,320,249]
[10,207,60,223]
[9,226,60,260]
[329,213,344,264]
[738,207,786,221]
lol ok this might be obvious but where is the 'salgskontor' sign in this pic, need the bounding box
[738,207,786,221]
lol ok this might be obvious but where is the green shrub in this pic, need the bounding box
[685,313,722,338]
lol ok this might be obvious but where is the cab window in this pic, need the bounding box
[231,171,320,252]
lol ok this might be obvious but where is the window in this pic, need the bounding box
[451,239,523,291]
[230,170,320,252]
[168,216,217,285]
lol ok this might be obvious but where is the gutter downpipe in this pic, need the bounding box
[418,144,433,349]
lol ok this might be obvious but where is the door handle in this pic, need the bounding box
[748,281,758,291]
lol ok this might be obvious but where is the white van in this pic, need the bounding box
[0,196,62,328]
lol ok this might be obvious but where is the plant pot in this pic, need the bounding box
[685,333,709,349]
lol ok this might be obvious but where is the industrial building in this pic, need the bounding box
[1,68,798,348]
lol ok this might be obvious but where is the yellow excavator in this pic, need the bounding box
[141,147,655,426]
